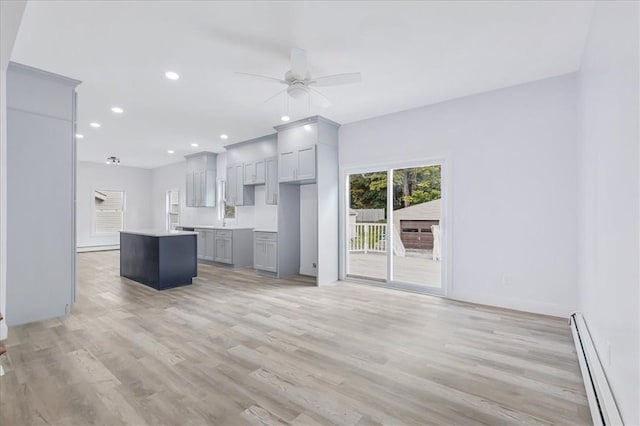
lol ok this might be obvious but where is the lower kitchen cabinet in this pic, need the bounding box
[195,228,214,261]
[254,232,277,273]
[213,230,233,264]
[189,228,254,267]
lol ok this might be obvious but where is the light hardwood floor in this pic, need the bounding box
[1,251,591,425]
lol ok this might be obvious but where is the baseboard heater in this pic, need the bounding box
[569,313,624,425]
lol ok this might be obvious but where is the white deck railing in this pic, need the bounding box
[349,222,408,256]
[349,223,387,253]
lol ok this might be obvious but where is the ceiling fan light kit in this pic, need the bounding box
[237,47,362,109]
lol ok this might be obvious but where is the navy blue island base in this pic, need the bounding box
[120,230,197,290]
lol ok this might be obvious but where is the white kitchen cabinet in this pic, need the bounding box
[214,230,233,264]
[278,150,297,182]
[185,152,217,207]
[297,146,316,181]
[244,159,265,185]
[278,145,316,183]
[265,156,278,205]
[254,232,277,273]
[186,173,195,206]
[195,228,214,261]
[226,163,254,206]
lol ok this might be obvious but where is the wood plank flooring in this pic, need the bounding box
[0,250,591,425]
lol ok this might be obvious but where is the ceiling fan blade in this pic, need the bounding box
[311,72,362,87]
[263,88,286,104]
[290,48,308,79]
[235,72,285,84]
[310,88,332,108]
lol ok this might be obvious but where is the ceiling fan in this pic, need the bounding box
[236,48,362,108]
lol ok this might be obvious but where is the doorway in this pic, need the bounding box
[345,162,445,295]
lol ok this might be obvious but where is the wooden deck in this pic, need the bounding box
[347,251,441,288]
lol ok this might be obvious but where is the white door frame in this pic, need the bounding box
[339,156,452,297]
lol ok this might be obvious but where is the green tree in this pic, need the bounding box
[397,165,441,207]
[349,165,441,211]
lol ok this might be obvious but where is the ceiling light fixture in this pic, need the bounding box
[90,122,101,128]
[165,71,180,80]
[111,106,124,114]
[220,134,228,140]
[75,134,84,139]
[191,143,199,147]
[105,156,120,165]
[167,150,175,154]
[281,115,290,122]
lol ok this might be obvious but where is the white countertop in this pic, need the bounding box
[120,229,198,237]
[177,225,254,230]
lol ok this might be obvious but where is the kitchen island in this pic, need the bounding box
[120,230,197,290]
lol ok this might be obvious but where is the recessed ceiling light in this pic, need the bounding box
[75,133,84,139]
[90,122,101,128]
[281,115,290,122]
[111,106,124,114]
[167,150,175,154]
[220,134,228,140]
[191,143,199,147]
[165,71,180,80]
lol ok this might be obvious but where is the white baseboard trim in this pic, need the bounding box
[449,290,571,318]
[570,312,623,425]
[76,245,119,253]
[0,322,7,340]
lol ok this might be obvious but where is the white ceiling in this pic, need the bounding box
[12,1,594,168]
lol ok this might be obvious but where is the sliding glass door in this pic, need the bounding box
[347,170,388,281]
[346,162,444,294]
[391,166,442,290]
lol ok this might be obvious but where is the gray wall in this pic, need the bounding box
[340,73,579,317]
[577,1,639,423]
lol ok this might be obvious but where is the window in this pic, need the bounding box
[167,190,180,231]
[94,190,125,233]
[217,180,236,220]
[224,205,236,219]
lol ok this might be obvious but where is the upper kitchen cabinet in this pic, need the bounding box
[185,152,217,207]
[226,163,255,206]
[224,133,278,205]
[278,145,316,184]
[243,159,266,185]
[265,156,278,205]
